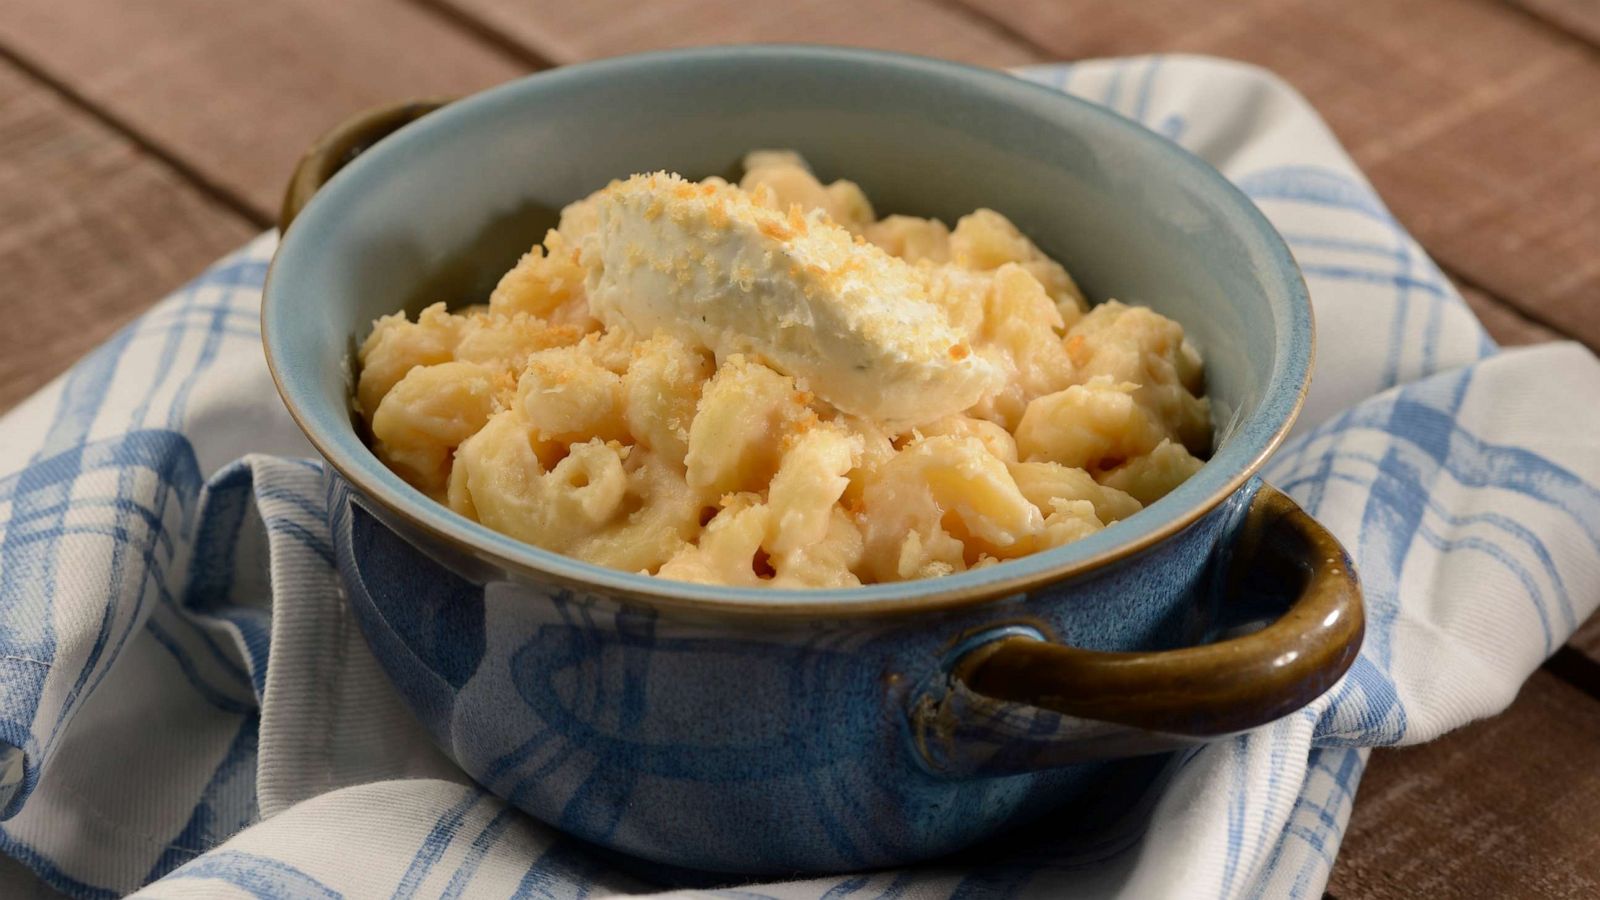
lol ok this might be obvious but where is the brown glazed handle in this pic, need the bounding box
[955,483,1363,738]
[279,99,451,233]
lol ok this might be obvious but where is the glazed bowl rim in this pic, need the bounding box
[262,44,1313,619]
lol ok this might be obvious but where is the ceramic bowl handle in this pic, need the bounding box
[279,99,451,233]
[964,484,1361,734]
[913,484,1363,776]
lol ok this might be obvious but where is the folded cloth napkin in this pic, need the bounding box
[2,54,1599,900]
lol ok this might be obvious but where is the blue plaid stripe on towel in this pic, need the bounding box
[1,55,1598,899]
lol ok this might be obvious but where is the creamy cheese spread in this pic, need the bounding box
[584,172,1002,428]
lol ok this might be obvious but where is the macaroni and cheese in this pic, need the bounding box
[357,152,1211,587]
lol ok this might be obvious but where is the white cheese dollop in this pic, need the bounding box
[584,172,1002,429]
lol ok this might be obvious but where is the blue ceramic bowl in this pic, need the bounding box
[263,46,1362,875]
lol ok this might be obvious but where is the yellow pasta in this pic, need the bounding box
[1097,439,1206,506]
[370,360,497,498]
[740,150,875,234]
[1014,376,1169,472]
[764,424,859,557]
[683,355,810,500]
[621,334,714,468]
[950,208,1086,314]
[358,151,1212,587]
[517,345,626,443]
[866,214,951,263]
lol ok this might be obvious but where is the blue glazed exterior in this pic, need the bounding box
[330,470,1263,873]
[262,47,1323,875]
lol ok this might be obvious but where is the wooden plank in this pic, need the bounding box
[1330,671,1600,899]
[427,0,1042,67]
[0,60,255,414]
[0,0,527,219]
[1454,279,1563,347]
[955,0,1600,352]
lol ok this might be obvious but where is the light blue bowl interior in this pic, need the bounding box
[265,46,1310,606]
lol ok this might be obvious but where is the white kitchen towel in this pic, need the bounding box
[0,55,1597,900]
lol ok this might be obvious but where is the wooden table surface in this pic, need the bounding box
[1,1,1597,896]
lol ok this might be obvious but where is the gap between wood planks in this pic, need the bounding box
[1506,0,1600,61]
[914,0,1060,59]
[1451,270,1569,346]
[401,0,555,71]
[0,41,269,230]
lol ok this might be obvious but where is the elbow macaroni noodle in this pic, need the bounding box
[358,152,1211,587]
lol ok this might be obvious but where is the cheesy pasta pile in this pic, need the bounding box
[357,152,1210,587]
